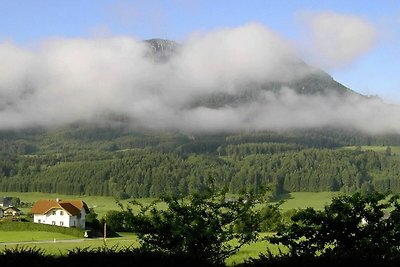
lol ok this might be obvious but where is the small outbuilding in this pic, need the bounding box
[3,206,21,217]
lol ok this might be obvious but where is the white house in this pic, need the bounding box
[31,199,89,229]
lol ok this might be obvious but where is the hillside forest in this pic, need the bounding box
[1,125,400,198]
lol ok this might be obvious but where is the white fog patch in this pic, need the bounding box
[299,11,377,68]
[0,23,398,134]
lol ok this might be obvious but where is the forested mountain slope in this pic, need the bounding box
[1,126,400,198]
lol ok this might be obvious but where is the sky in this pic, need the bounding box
[0,0,400,133]
[0,0,399,99]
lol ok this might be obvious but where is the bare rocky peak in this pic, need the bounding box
[144,39,179,62]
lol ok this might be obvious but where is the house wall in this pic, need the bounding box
[69,216,79,228]
[33,208,73,227]
[33,207,86,229]
[80,209,86,228]
[68,209,86,229]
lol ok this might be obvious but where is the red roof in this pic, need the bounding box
[31,199,89,216]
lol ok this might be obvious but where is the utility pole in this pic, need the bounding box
[104,214,107,242]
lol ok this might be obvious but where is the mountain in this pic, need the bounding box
[145,39,179,62]
[144,39,358,109]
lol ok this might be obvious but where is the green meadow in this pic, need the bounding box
[0,231,276,265]
[226,233,286,265]
[0,192,166,218]
[1,191,335,217]
[279,191,338,211]
[0,232,139,254]
[0,191,336,264]
[0,231,77,243]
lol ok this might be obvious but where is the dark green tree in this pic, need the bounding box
[259,202,283,232]
[269,192,400,259]
[386,146,392,156]
[120,188,263,264]
[105,210,126,232]
[85,208,100,230]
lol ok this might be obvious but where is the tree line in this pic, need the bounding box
[1,145,400,198]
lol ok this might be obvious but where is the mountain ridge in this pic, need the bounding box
[144,38,360,109]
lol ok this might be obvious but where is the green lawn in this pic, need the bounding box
[0,231,77,243]
[0,230,273,265]
[2,190,336,216]
[0,191,337,264]
[279,191,338,211]
[0,192,164,218]
[0,232,139,255]
[226,233,286,266]
[1,191,337,222]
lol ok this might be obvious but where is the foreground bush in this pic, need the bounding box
[269,192,400,258]
[243,252,400,267]
[0,246,216,267]
[0,246,51,267]
[119,188,264,265]
[242,192,400,267]
[5,243,400,267]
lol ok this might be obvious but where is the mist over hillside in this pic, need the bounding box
[0,23,398,134]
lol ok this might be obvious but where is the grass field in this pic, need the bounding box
[1,191,336,219]
[226,233,286,265]
[0,231,77,243]
[0,191,337,264]
[0,232,139,254]
[278,191,338,211]
[0,230,274,265]
[0,192,166,218]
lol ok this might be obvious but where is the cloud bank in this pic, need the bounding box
[299,11,377,68]
[0,22,398,134]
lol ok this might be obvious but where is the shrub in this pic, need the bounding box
[120,188,264,265]
[269,192,400,259]
[0,246,52,267]
[259,202,283,232]
[105,210,126,232]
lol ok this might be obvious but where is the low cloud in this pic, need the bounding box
[0,23,398,134]
[299,11,377,68]
[172,90,400,135]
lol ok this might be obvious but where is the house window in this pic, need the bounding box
[52,211,56,215]
[60,221,64,226]
[60,211,64,215]
[52,221,56,225]
[38,219,41,223]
